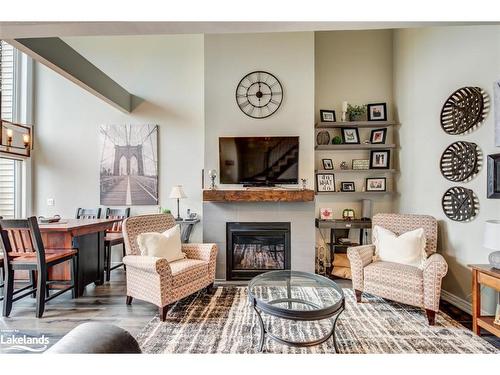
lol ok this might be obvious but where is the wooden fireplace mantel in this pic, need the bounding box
[203,189,315,202]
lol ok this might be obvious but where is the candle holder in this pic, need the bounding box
[208,169,217,190]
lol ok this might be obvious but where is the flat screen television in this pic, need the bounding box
[219,136,299,186]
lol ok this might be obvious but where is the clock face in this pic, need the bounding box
[235,71,283,119]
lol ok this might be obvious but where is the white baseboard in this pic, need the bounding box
[440,290,490,316]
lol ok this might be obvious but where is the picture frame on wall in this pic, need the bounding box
[366,177,387,192]
[370,150,391,169]
[319,207,334,220]
[322,158,334,170]
[320,110,336,122]
[316,173,335,192]
[341,128,360,144]
[340,182,355,192]
[370,128,387,144]
[367,103,387,121]
[487,153,500,198]
[495,81,500,147]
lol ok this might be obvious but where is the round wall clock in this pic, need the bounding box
[442,186,479,222]
[440,141,482,182]
[235,71,283,119]
[440,86,489,135]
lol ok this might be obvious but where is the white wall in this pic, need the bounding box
[203,32,315,279]
[315,30,395,220]
[394,26,500,312]
[33,34,205,241]
[204,32,315,186]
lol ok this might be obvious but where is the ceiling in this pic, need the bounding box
[1,21,497,38]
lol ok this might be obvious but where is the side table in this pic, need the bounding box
[469,264,500,338]
[175,218,200,243]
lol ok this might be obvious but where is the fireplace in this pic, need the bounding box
[226,222,291,280]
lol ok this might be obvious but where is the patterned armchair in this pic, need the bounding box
[347,213,448,325]
[122,214,217,321]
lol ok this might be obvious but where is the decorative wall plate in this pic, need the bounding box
[316,130,331,145]
[439,141,482,182]
[442,186,479,222]
[235,71,283,119]
[440,86,489,135]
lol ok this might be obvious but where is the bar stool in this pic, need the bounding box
[0,217,78,318]
[104,208,130,282]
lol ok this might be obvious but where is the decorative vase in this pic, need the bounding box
[349,114,362,121]
[489,251,500,269]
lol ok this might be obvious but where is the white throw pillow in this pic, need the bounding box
[136,225,185,262]
[373,225,427,268]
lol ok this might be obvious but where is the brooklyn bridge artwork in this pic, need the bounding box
[99,124,158,206]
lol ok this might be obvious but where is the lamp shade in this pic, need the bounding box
[483,220,500,250]
[169,185,187,199]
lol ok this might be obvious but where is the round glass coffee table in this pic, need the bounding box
[248,270,345,352]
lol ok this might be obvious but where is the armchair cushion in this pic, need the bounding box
[136,225,185,262]
[364,261,424,308]
[373,226,427,268]
[169,259,208,289]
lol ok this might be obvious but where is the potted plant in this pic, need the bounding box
[347,104,366,121]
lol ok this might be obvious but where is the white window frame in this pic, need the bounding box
[1,44,33,218]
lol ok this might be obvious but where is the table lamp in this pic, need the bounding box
[483,220,500,269]
[169,185,187,220]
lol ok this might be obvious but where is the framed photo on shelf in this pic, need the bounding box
[352,159,370,170]
[341,128,360,144]
[370,128,387,144]
[367,103,387,121]
[370,150,391,169]
[322,158,334,170]
[316,173,335,192]
[319,207,334,220]
[340,182,355,192]
[366,177,387,192]
[494,304,500,326]
[320,110,336,122]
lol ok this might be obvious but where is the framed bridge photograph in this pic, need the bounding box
[99,124,159,206]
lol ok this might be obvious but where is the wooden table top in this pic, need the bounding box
[469,264,500,278]
[38,218,121,232]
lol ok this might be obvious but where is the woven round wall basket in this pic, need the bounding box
[442,186,479,222]
[440,86,489,135]
[439,141,482,182]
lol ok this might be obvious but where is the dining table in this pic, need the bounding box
[37,218,122,296]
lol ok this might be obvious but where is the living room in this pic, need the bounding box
[0,1,499,372]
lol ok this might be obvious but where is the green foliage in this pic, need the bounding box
[159,207,171,214]
[332,136,342,144]
[347,104,366,120]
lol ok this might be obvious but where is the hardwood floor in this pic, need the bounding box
[0,269,157,352]
[1,271,498,352]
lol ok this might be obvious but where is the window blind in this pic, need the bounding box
[0,41,17,218]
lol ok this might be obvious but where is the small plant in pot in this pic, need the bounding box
[347,104,366,121]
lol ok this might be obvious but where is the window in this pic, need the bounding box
[0,41,26,219]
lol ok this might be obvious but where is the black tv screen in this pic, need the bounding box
[219,136,299,185]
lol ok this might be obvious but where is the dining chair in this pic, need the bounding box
[0,256,4,302]
[75,207,102,220]
[0,216,78,318]
[104,207,130,282]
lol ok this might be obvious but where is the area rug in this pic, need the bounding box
[136,287,499,354]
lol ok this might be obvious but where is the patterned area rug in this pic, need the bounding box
[136,287,499,354]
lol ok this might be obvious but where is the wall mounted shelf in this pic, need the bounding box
[315,191,395,196]
[315,169,397,174]
[315,144,397,151]
[315,121,398,129]
[203,189,315,202]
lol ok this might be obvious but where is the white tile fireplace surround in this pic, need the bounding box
[203,202,315,280]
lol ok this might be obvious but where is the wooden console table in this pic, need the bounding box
[469,264,500,338]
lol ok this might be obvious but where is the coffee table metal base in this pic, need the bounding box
[252,298,344,353]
